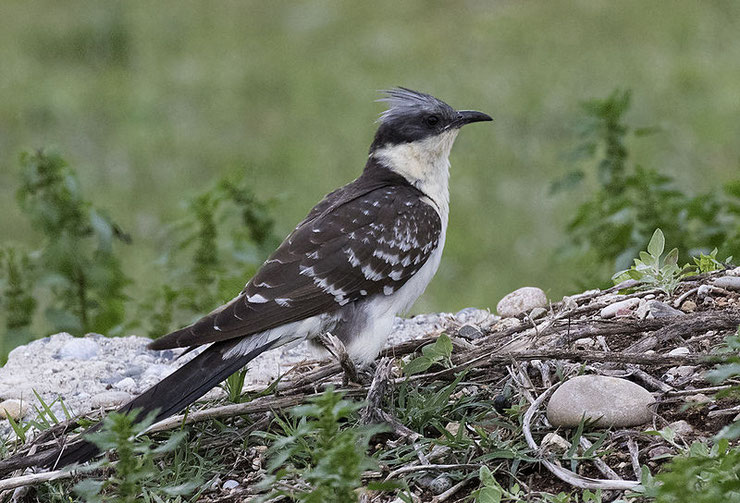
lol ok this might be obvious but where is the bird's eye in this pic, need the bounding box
[425,115,440,127]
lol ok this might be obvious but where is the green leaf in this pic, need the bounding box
[477,487,502,503]
[403,355,435,376]
[647,228,665,258]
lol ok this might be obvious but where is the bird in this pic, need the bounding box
[38,87,492,470]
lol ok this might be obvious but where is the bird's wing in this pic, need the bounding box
[149,182,442,350]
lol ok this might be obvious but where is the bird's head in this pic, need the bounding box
[368,88,492,200]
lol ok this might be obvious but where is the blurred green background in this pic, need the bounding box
[2,0,739,328]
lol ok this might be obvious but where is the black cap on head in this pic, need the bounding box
[370,88,492,152]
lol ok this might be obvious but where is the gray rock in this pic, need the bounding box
[57,337,100,360]
[599,298,640,318]
[457,324,484,340]
[640,300,684,319]
[91,391,132,409]
[496,287,548,318]
[222,479,240,490]
[713,276,740,291]
[547,375,654,428]
[668,419,693,436]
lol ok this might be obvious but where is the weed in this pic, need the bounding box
[402,333,453,376]
[72,410,198,502]
[612,228,691,294]
[553,90,740,287]
[256,387,386,502]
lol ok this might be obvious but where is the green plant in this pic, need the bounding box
[132,174,278,338]
[73,410,197,502]
[402,333,453,376]
[693,248,732,274]
[612,228,691,294]
[257,388,386,502]
[0,247,37,361]
[10,150,131,336]
[553,90,740,288]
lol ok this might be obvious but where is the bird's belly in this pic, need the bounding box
[340,232,446,365]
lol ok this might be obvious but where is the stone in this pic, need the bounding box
[542,432,571,453]
[222,480,240,490]
[649,446,674,459]
[680,300,697,313]
[684,393,711,404]
[574,338,599,350]
[457,324,484,340]
[668,420,693,436]
[727,267,740,277]
[599,298,640,318]
[646,300,684,318]
[91,391,133,409]
[114,377,138,393]
[665,365,697,381]
[546,375,654,428]
[667,347,690,356]
[496,287,548,317]
[57,337,100,360]
[529,307,548,320]
[713,276,740,291]
[0,399,28,420]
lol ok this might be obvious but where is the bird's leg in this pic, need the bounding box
[317,332,359,386]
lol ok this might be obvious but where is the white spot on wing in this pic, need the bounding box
[275,298,291,307]
[384,285,395,295]
[247,293,269,303]
[361,264,385,281]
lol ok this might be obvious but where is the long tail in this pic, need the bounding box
[43,338,276,470]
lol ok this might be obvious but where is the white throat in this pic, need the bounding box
[372,129,458,213]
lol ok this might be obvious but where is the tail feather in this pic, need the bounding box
[46,338,276,469]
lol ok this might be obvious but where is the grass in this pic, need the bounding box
[2,1,740,335]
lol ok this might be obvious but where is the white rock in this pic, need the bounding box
[114,377,138,393]
[91,391,132,409]
[713,276,740,291]
[600,298,640,318]
[668,420,693,436]
[57,338,100,360]
[542,432,571,452]
[0,399,29,420]
[685,393,711,404]
[222,479,240,490]
[546,375,654,428]
[667,347,690,356]
[727,267,740,277]
[574,338,599,350]
[496,287,548,318]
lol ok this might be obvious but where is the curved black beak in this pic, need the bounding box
[452,110,493,128]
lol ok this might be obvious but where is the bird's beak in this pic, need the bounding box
[452,110,493,128]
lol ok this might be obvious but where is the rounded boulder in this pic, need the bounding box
[547,375,654,428]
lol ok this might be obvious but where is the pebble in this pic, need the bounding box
[574,338,599,350]
[542,432,571,453]
[114,377,138,393]
[727,267,740,277]
[667,347,690,356]
[91,391,133,409]
[649,446,674,459]
[600,297,640,318]
[529,307,548,320]
[457,324,484,340]
[668,420,694,436]
[641,300,684,318]
[684,393,711,404]
[496,287,548,318]
[546,375,654,428]
[713,276,740,291]
[57,337,100,360]
[665,365,696,381]
[680,300,697,313]
[0,399,29,420]
[222,479,240,490]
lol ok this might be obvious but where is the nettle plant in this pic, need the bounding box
[552,89,740,288]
